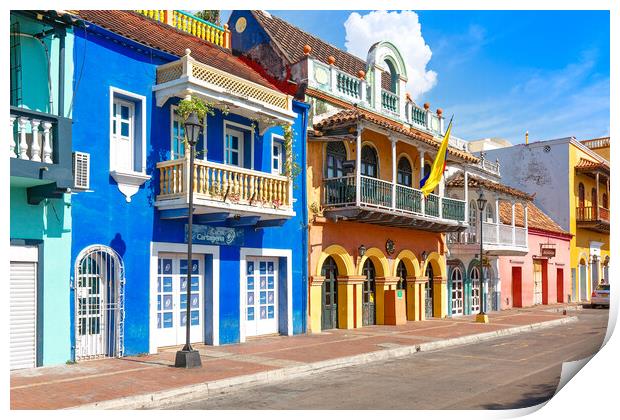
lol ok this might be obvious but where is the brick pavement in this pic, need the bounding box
[10,304,578,410]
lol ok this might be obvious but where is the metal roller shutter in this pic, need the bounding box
[10,246,38,370]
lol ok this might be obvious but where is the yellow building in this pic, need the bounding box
[570,137,610,301]
[482,136,610,303]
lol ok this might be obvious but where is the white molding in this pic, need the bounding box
[271,134,285,175]
[239,247,293,343]
[9,245,39,262]
[224,120,254,170]
[110,170,151,202]
[149,242,220,354]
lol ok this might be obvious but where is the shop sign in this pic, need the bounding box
[185,224,244,246]
[540,244,556,258]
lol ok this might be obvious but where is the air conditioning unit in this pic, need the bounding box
[73,151,90,190]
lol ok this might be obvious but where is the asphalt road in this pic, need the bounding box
[168,308,608,410]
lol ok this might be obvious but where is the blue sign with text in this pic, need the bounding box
[185,224,244,246]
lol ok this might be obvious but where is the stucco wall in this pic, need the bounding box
[10,186,72,365]
[71,24,308,354]
[483,141,571,231]
[499,231,571,309]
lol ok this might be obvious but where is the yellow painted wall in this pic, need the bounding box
[568,143,610,301]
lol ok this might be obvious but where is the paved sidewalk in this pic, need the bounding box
[10,304,580,410]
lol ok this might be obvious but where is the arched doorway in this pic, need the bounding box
[362,259,376,326]
[396,260,408,313]
[451,267,464,316]
[75,245,125,360]
[470,266,481,314]
[425,264,434,318]
[320,256,339,330]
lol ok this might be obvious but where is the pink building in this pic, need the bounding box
[499,203,572,309]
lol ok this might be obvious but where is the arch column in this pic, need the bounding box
[413,276,429,321]
[309,276,325,334]
[337,275,365,329]
[433,276,448,318]
[375,276,399,325]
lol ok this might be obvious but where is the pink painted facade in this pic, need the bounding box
[499,229,572,309]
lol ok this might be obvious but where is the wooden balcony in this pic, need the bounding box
[576,206,610,233]
[156,158,294,222]
[322,175,466,232]
[447,223,529,256]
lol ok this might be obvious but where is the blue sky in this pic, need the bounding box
[221,10,609,144]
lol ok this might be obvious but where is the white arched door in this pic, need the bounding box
[470,267,481,313]
[75,246,125,360]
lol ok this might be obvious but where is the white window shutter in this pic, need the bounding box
[73,151,90,190]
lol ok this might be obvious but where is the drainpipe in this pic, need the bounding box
[295,100,310,334]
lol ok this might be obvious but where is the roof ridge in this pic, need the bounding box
[252,10,368,68]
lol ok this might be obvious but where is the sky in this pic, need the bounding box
[221,10,609,144]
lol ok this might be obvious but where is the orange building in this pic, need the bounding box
[228,11,480,332]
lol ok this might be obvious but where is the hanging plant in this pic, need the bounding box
[177,96,215,122]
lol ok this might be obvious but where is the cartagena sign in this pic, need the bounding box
[185,224,244,246]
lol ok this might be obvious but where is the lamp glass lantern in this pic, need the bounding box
[358,244,366,257]
[184,112,202,147]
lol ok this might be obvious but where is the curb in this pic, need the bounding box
[67,316,578,410]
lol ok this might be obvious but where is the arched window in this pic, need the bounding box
[578,183,585,207]
[325,141,346,178]
[397,156,412,187]
[396,260,407,290]
[591,188,598,207]
[603,193,608,209]
[469,201,477,227]
[361,145,378,178]
[384,59,398,93]
[485,203,494,223]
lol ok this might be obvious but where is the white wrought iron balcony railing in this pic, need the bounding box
[156,158,293,213]
[447,222,527,248]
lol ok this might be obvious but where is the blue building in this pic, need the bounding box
[69,10,308,360]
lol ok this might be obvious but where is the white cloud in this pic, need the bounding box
[343,10,437,101]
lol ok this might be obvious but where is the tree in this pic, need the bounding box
[194,10,221,26]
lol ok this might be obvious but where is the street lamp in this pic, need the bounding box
[175,111,203,368]
[476,189,489,323]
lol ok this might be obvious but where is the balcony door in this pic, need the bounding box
[361,145,378,178]
[325,141,346,178]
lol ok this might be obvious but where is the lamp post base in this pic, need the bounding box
[174,349,202,368]
[475,313,489,323]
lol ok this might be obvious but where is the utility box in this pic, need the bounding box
[384,289,406,325]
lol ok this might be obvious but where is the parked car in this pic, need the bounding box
[591,284,610,308]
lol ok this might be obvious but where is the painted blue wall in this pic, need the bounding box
[71,22,308,355]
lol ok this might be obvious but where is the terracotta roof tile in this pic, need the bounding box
[446,173,533,200]
[499,202,570,236]
[575,157,609,172]
[251,10,392,90]
[314,109,478,163]
[74,10,277,89]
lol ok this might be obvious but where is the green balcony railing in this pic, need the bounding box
[425,194,440,217]
[323,176,356,206]
[336,71,360,99]
[360,176,392,208]
[381,89,398,114]
[322,176,465,223]
[411,105,426,126]
[396,184,422,214]
[442,197,465,221]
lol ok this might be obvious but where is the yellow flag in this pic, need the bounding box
[420,119,453,197]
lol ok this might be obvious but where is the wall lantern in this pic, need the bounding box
[421,250,427,262]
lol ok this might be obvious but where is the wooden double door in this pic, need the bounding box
[362,259,376,326]
[321,257,339,330]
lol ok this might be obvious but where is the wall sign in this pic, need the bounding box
[540,244,556,258]
[185,224,244,246]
